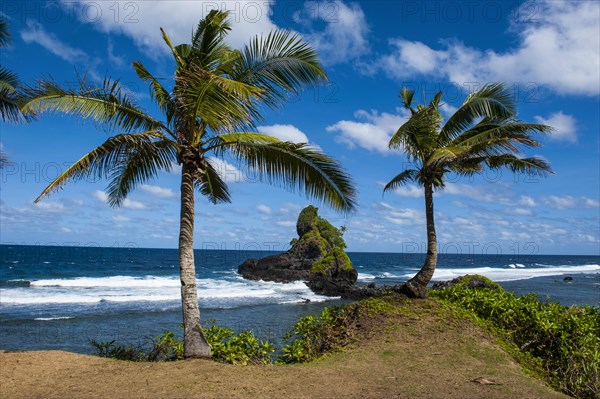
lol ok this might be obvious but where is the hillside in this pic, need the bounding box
[0,299,566,399]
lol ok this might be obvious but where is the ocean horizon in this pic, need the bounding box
[1,244,598,354]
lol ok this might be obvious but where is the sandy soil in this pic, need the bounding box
[0,301,568,399]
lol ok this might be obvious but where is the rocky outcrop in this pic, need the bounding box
[238,206,357,296]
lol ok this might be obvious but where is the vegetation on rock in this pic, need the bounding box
[291,205,352,276]
[311,247,353,275]
[238,205,356,295]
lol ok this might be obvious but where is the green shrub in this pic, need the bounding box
[296,205,318,236]
[90,339,147,361]
[90,321,274,365]
[315,218,346,249]
[431,284,600,399]
[147,331,184,361]
[279,305,352,364]
[311,247,353,275]
[204,320,274,365]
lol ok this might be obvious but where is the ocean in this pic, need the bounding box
[0,245,598,354]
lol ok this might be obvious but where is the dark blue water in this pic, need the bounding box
[0,245,598,353]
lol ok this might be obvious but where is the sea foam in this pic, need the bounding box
[421,264,599,282]
[1,275,334,307]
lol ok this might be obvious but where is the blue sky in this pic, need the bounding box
[1,0,599,256]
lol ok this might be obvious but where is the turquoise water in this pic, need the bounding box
[0,245,598,353]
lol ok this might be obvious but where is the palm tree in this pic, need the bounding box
[23,10,356,358]
[384,84,552,299]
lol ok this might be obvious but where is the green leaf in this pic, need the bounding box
[213,133,356,213]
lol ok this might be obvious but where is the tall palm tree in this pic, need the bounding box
[24,10,356,358]
[384,83,552,299]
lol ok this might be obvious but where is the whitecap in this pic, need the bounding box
[34,316,74,321]
[416,264,600,282]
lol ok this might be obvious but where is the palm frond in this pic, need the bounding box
[383,169,419,193]
[190,10,231,66]
[196,158,232,204]
[0,16,10,48]
[485,154,553,176]
[427,146,468,165]
[34,131,175,203]
[399,87,415,113]
[214,132,356,213]
[174,64,264,133]
[160,28,186,68]
[439,83,516,144]
[106,137,178,206]
[389,105,442,159]
[0,150,10,169]
[0,66,19,92]
[23,78,165,133]
[231,30,327,108]
[0,66,31,123]
[132,61,176,129]
[453,122,551,148]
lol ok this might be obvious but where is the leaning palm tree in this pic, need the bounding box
[24,10,356,358]
[384,83,552,299]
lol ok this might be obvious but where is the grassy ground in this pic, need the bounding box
[0,300,568,399]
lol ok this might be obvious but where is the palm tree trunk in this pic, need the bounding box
[398,182,438,298]
[178,162,211,359]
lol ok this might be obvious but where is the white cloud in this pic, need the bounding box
[327,108,409,154]
[279,203,302,215]
[63,1,278,56]
[122,198,146,210]
[33,202,66,212]
[91,190,146,209]
[535,112,577,143]
[584,198,600,208]
[258,124,309,143]
[392,184,423,198]
[257,204,272,215]
[440,103,458,118]
[140,184,176,198]
[208,157,244,183]
[112,215,130,222]
[377,202,423,225]
[107,40,125,68]
[509,207,533,216]
[92,190,108,202]
[543,195,577,209]
[21,19,89,63]
[443,183,496,202]
[275,220,296,228]
[518,196,536,207]
[372,1,600,96]
[543,195,600,209]
[294,0,369,65]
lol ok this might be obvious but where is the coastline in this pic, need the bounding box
[0,298,569,399]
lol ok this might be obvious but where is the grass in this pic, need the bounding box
[0,293,569,399]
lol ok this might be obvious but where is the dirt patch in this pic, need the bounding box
[0,300,567,399]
